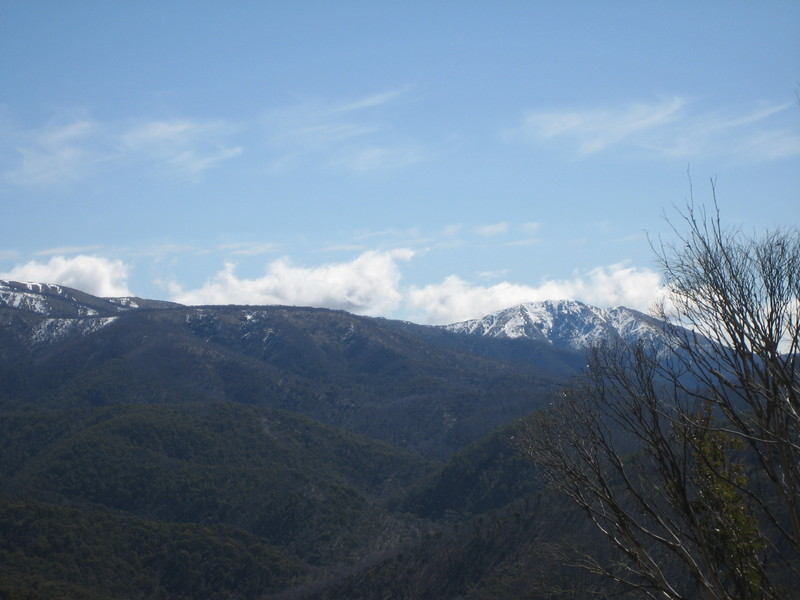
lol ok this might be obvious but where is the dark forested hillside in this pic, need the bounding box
[0,281,613,599]
[1,286,581,459]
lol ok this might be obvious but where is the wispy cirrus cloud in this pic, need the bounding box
[0,250,21,262]
[1,117,109,187]
[329,144,426,172]
[443,224,464,237]
[520,221,541,234]
[34,244,104,256]
[1,87,424,186]
[475,222,509,236]
[507,222,543,246]
[1,113,244,187]
[506,238,542,247]
[120,118,243,179]
[334,87,412,112]
[519,97,686,155]
[516,97,800,161]
[262,87,428,172]
[218,241,277,256]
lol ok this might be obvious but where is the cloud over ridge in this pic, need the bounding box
[169,250,663,324]
[0,255,131,297]
[1,249,665,324]
[170,249,416,316]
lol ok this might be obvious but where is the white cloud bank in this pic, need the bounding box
[170,249,415,317]
[170,250,663,325]
[0,255,131,297]
[407,263,663,324]
[1,250,664,324]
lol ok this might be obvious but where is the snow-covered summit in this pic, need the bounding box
[441,299,666,353]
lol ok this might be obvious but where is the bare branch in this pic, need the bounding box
[521,195,798,599]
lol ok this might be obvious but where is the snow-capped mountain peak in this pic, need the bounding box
[441,299,665,352]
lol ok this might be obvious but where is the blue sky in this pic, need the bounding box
[2,1,798,324]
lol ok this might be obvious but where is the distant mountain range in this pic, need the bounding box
[0,278,677,458]
[0,278,674,599]
[1,280,665,354]
[0,279,572,458]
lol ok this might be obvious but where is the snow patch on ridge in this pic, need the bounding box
[0,280,99,316]
[30,316,119,347]
[1,287,52,315]
[106,297,140,309]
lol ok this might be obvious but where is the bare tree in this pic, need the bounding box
[520,194,799,599]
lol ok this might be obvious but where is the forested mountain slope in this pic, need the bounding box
[0,280,669,599]
[1,280,582,459]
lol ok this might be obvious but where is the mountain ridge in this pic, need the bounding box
[0,279,181,317]
[1,279,665,354]
[0,279,576,460]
